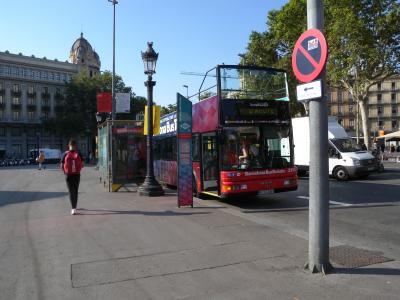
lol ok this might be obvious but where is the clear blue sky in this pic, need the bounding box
[1,0,288,107]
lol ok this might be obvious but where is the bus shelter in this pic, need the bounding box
[97,120,146,192]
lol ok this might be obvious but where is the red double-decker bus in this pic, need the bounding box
[154,65,297,198]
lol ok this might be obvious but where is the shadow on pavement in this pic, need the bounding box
[0,191,68,207]
[332,267,400,276]
[76,208,210,216]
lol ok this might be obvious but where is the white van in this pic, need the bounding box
[292,117,380,180]
[29,148,62,164]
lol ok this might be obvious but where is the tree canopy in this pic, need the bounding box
[241,0,400,148]
[44,70,144,138]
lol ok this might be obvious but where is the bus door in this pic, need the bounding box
[201,132,219,193]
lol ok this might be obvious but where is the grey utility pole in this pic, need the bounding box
[306,0,332,274]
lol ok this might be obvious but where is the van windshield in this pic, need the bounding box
[331,138,363,153]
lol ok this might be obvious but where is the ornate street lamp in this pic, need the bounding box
[138,42,164,196]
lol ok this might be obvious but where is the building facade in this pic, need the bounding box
[327,75,400,141]
[0,33,100,159]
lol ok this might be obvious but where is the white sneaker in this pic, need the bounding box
[71,209,76,215]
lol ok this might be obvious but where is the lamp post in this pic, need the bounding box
[138,42,164,196]
[183,85,188,98]
[108,0,118,120]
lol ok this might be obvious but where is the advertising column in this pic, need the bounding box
[177,93,193,207]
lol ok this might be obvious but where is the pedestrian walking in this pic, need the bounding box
[37,151,45,170]
[61,139,84,215]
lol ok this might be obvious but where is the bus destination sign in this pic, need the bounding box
[221,100,290,124]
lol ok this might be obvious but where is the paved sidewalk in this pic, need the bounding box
[0,165,399,300]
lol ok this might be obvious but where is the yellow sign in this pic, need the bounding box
[144,105,161,135]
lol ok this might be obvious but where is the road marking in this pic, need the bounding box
[298,195,352,207]
[297,196,398,208]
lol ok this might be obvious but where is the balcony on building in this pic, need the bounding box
[41,104,51,112]
[27,91,37,98]
[11,90,22,97]
[41,92,51,99]
[54,92,64,101]
[11,98,22,110]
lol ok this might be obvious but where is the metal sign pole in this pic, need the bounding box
[306,0,332,273]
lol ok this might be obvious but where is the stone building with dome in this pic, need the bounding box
[0,33,100,160]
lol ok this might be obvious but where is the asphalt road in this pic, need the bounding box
[218,166,400,260]
[1,164,399,299]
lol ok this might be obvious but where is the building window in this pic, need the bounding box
[338,106,343,114]
[28,111,35,120]
[392,93,396,102]
[27,144,37,152]
[392,105,397,114]
[349,105,353,113]
[11,144,22,158]
[12,111,20,121]
[28,85,35,94]
[0,95,3,104]
[392,82,396,90]
[392,120,398,129]
[27,128,36,137]
[0,127,5,136]
[0,81,3,90]
[28,98,36,105]
[377,94,382,102]
[377,83,381,91]
[337,91,343,103]
[12,97,21,105]
[42,111,49,120]
[11,127,21,136]
[349,119,355,128]
[0,110,3,120]
[42,98,49,106]
[377,120,383,127]
[13,84,20,92]
[50,73,54,80]
[377,106,383,115]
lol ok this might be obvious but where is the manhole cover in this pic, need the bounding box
[330,245,393,268]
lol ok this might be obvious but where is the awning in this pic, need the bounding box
[376,130,400,141]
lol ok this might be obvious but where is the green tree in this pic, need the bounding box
[242,0,400,149]
[44,70,130,138]
[160,103,177,116]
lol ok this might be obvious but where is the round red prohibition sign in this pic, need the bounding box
[292,28,328,83]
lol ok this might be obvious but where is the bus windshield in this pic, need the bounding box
[222,125,292,171]
[220,66,288,101]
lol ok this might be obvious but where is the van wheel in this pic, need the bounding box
[334,167,349,181]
